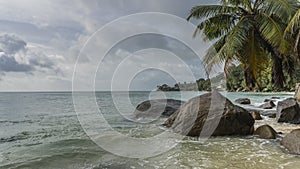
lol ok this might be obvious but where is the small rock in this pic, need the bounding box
[242,88,250,92]
[236,87,243,92]
[268,114,277,118]
[281,129,300,155]
[254,125,277,139]
[264,99,274,102]
[271,97,281,100]
[235,98,251,105]
[259,101,276,109]
[277,98,300,124]
[251,112,262,120]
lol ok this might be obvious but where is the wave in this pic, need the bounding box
[0,139,106,169]
[0,131,31,143]
[0,119,34,124]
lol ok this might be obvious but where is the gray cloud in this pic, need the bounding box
[0,53,33,72]
[0,34,62,75]
[0,34,26,54]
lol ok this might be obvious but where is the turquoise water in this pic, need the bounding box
[0,92,299,169]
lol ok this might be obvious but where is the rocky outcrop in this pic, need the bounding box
[235,98,251,105]
[281,129,300,155]
[133,99,185,122]
[259,101,276,109]
[254,125,277,139]
[251,111,263,120]
[276,98,300,124]
[164,91,254,137]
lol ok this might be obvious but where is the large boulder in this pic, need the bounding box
[254,125,277,139]
[276,98,300,124]
[235,98,251,105]
[259,101,276,109]
[281,129,300,155]
[164,91,254,137]
[132,99,185,122]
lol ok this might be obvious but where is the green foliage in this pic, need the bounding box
[197,78,211,91]
[226,63,300,92]
[226,65,244,91]
[188,0,300,91]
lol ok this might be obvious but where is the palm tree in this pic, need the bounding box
[188,0,298,90]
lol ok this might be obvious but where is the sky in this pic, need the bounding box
[0,0,219,91]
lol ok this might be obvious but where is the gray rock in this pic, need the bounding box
[264,99,275,102]
[259,101,276,109]
[164,91,254,137]
[281,129,300,155]
[133,99,185,122]
[254,125,277,139]
[276,98,300,124]
[235,98,251,105]
[268,114,277,118]
[251,111,263,120]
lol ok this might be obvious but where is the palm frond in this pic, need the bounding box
[194,14,237,40]
[225,16,254,56]
[203,37,230,73]
[221,0,252,11]
[203,16,253,74]
[187,5,242,21]
[263,0,298,21]
[257,12,285,48]
[285,9,300,34]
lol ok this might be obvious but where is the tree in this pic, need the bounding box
[188,0,298,90]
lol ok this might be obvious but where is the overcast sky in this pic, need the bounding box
[0,0,219,91]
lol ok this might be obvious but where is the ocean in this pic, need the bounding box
[0,91,299,169]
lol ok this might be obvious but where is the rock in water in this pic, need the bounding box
[254,125,277,139]
[295,83,300,102]
[276,98,300,124]
[133,99,185,122]
[235,98,251,105]
[259,101,276,109]
[281,129,300,155]
[251,112,263,120]
[268,114,276,118]
[164,91,254,137]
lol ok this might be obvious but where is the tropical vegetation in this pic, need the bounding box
[187,0,300,91]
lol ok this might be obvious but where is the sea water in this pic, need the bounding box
[0,92,299,169]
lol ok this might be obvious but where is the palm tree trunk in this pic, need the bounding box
[244,65,255,90]
[272,54,285,90]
